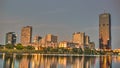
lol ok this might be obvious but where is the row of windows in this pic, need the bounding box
[99,24,109,27]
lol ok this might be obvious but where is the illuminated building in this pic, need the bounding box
[72,32,85,48]
[45,34,58,47]
[20,26,32,46]
[33,35,42,43]
[99,13,111,49]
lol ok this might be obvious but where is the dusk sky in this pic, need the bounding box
[0,0,120,49]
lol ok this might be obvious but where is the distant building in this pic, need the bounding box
[85,35,90,45]
[72,32,85,48]
[99,13,111,49]
[89,42,95,49]
[33,35,42,43]
[45,34,58,47]
[6,32,16,45]
[59,41,76,48]
[45,34,57,43]
[40,37,46,47]
[20,26,32,46]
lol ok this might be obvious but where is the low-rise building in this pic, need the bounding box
[59,41,77,48]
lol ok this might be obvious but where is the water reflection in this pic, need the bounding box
[0,53,120,68]
[3,54,14,68]
[100,55,112,68]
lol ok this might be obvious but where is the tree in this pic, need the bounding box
[26,45,35,50]
[15,43,24,50]
[84,47,91,54]
[5,44,14,49]
[0,44,4,49]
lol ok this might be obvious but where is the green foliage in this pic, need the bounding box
[26,45,35,50]
[72,48,83,54]
[84,47,91,54]
[0,45,4,49]
[5,44,14,49]
[15,44,24,50]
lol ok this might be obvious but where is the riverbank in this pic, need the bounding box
[0,49,115,55]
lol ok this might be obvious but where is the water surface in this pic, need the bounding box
[0,53,120,68]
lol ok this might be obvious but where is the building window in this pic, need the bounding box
[103,24,105,26]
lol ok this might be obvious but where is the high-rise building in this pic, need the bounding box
[72,32,85,47]
[6,32,16,45]
[99,13,111,49]
[20,26,32,46]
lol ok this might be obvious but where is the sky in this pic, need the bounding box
[0,0,120,49]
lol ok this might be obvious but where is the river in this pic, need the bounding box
[0,53,120,68]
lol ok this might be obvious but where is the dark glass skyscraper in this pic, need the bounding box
[99,13,111,49]
[6,32,16,45]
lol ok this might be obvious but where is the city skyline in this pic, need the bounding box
[0,0,120,49]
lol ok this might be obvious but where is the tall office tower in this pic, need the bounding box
[72,32,85,47]
[6,32,16,45]
[21,26,32,46]
[99,13,111,49]
[85,35,90,45]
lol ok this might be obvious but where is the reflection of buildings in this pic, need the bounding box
[31,55,96,68]
[19,55,31,68]
[1,54,97,68]
[84,56,96,68]
[72,56,84,68]
[100,56,112,68]
[113,56,120,63]
[58,57,67,68]
[3,54,14,68]
[6,32,16,45]
[21,26,32,46]
[99,13,111,49]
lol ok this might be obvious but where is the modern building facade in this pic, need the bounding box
[45,34,57,43]
[6,32,16,45]
[72,32,85,47]
[99,13,111,49]
[20,26,32,46]
[45,34,58,47]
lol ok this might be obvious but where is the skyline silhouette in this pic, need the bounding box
[0,0,120,49]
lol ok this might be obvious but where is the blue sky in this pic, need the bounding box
[0,0,120,49]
